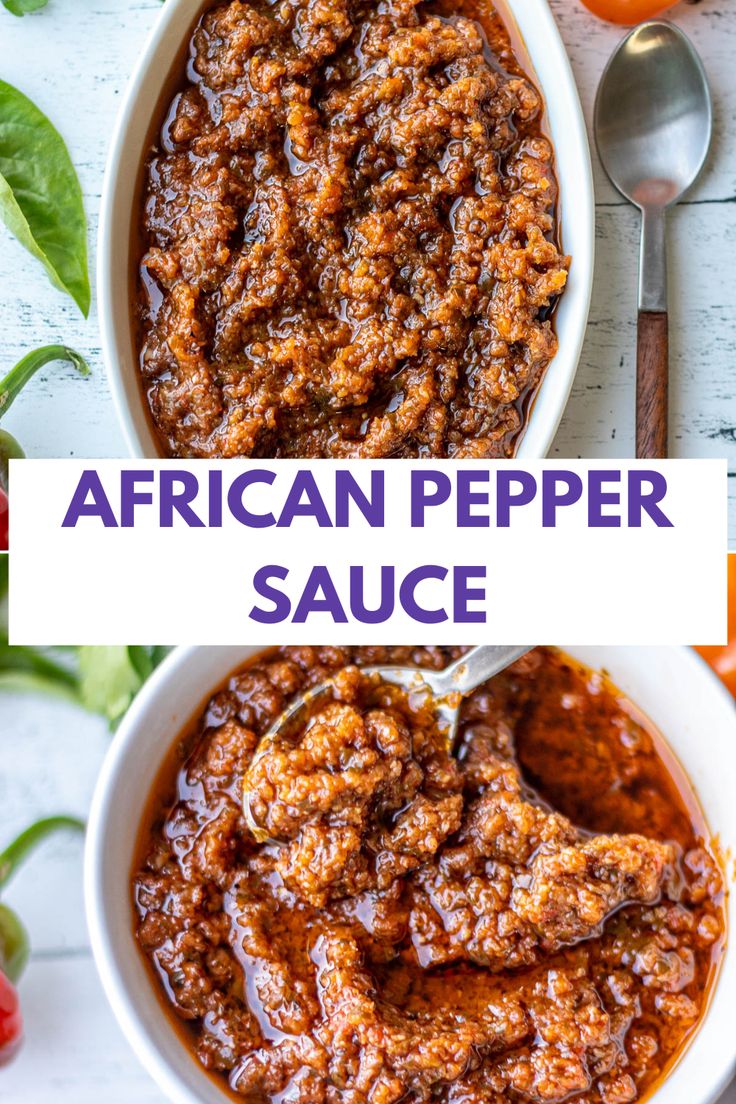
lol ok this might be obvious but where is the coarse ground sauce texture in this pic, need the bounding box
[137,0,570,458]
[134,647,725,1104]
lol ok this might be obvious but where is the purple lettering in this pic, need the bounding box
[61,470,117,527]
[121,470,154,527]
[542,470,583,527]
[399,565,448,624]
[335,470,384,527]
[208,469,223,527]
[249,565,290,624]
[159,471,204,527]
[277,471,332,528]
[293,566,347,622]
[588,470,621,528]
[228,470,276,528]
[628,471,673,527]
[496,471,536,527]
[457,472,490,528]
[453,566,486,623]
[411,471,451,527]
[349,565,395,623]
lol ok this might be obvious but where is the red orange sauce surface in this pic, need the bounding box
[133,647,725,1104]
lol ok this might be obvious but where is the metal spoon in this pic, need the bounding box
[594,21,712,459]
[243,643,531,842]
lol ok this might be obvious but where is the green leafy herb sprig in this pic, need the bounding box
[1,0,50,14]
[0,80,89,314]
[0,561,170,728]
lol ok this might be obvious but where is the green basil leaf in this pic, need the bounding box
[126,645,155,683]
[0,669,81,704]
[2,0,49,14]
[0,81,90,315]
[0,344,89,420]
[78,646,146,727]
[149,645,172,667]
[0,641,79,689]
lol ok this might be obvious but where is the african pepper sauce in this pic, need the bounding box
[133,647,725,1104]
[136,0,569,459]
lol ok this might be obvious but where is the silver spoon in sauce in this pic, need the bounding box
[243,643,531,842]
[594,21,712,459]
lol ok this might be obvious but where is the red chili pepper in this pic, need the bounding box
[0,487,8,552]
[0,817,85,1066]
[0,970,22,1067]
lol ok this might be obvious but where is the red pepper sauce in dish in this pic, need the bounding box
[133,647,725,1104]
[136,0,569,459]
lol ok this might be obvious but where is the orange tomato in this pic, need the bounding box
[694,557,736,699]
[580,0,678,23]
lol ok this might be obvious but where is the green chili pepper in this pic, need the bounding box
[0,905,28,984]
[0,437,23,497]
[0,815,84,986]
[0,816,85,891]
[0,429,23,491]
[0,346,89,492]
[0,346,89,420]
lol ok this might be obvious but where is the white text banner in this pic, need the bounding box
[8,459,728,645]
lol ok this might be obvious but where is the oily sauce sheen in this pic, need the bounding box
[133,647,725,1104]
[136,0,569,458]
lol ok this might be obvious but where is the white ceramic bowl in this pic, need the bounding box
[97,0,594,459]
[86,645,736,1104]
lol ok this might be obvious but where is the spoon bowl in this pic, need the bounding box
[596,21,712,210]
[243,644,530,842]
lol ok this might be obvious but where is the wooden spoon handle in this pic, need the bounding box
[636,309,668,459]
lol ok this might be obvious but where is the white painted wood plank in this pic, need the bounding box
[0,691,165,1099]
[0,694,108,954]
[6,956,167,1104]
[550,203,736,461]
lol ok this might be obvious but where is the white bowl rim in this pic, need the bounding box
[85,644,736,1104]
[97,0,595,461]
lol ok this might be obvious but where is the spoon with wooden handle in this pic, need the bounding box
[594,21,712,459]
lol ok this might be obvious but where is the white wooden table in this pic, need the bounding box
[0,1,735,1101]
[0,0,735,536]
